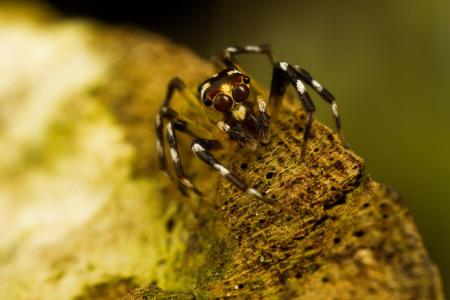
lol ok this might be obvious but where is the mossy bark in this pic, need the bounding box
[0,4,444,300]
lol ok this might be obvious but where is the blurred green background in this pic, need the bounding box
[48,0,450,294]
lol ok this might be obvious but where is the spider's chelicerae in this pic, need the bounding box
[156,44,347,205]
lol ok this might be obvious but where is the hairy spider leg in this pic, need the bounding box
[292,66,348,147]
[191,140,276,206]
[269,62,316,163]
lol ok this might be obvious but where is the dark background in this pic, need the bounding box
[47,0,450,293]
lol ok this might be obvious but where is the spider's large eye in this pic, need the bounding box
[213,94,233,112]
[232,84,250,102]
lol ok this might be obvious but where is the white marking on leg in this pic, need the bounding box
[226,46,237,53]
[192,143,206,153]
[180,178,194,188]
[226,69,240,75]
[213,163,230,176]
[217,121,231,132]
[279,62,289,71]
[311,80,323,92]
[296,79,306,94]
[245,45,260,51]
[332,102,339,117]
[170,148,180,163]
[156,139,163,156]
[166,123,174,136]
[257,98,267,113]
[247,188,263,199]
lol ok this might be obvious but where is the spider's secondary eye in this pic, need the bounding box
[243,76,250,84]
[213,94,233,112]
[232,84,250,102]
[204,99,213,106]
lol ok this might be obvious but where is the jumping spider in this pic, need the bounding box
[156,44,347,205]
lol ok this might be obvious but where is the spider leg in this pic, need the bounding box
[156,77,187,178]
[157,77,215,196]
[292,66,348,147]
[268,62,316,162]
[191,139,276,206]
[166,119,203,196]
[220,44,275,69]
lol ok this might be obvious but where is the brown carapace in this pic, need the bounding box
[156,44,347,204]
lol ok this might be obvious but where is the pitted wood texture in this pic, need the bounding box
[202,108,442,299]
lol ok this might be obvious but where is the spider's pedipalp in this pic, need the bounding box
[257,97,270,144]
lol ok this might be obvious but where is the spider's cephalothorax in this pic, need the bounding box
[156,45,348,205]
[197,68,269,149]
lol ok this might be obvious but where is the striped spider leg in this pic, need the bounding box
[156,77,274,205]
[268,62,348,161]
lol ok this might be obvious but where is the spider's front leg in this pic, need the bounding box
[269,62,316,162]
[292,66,348,147]
[191,139,276,206]
[268,61,348,161]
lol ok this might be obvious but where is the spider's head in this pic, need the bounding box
[198,68,251,113]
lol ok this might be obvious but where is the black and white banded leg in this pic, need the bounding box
[156,77,187,179]
[191,139,276,205]
[293,66,348,147]
[220,44,275,69]
[166,119,203,196]
[157,77,208,195]
[269,62,316,162]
